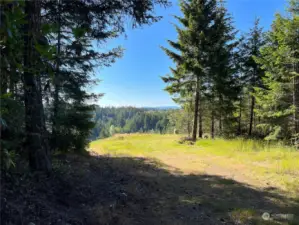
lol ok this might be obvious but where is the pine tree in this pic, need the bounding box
[0,1,25,163]
[23,0,51,171]
[1,0,171,170]
[40,0,171,152]
[240,18,265,136]
[161,0,217,141]
[254,0,299,139]
[205,1,239,138]
[288,0,299,134]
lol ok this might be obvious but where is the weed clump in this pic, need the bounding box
[178,137,194,145]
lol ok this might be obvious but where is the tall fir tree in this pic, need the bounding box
[161,0,217,141]
[254,0,299,139]
[239,18,265,136]
[23,1,52,171]
[205,0,239,138]
[40,0,171,152]
[0,0,171,170]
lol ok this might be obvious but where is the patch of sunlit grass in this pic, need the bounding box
[90,134,299,194]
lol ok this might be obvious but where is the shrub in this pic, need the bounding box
[202,133,210,139]
[178,136,194,145]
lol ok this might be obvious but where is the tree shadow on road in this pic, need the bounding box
[2,154,299,225]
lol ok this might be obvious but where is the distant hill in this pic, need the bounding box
[91,106,172,140]
[143,106,180,110]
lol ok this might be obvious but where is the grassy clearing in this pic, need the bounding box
[89,134,299,224]
[7,134,298,224]
[91,134,299,195]
[195,138,299,194]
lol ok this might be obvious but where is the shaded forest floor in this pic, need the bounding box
[1,134,299,225]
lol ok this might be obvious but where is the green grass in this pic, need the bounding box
[89,134,299,224]
[90,134,299,194]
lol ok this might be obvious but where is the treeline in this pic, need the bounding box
[162,0,299,142]
[0,0,170,172]
[90,107,170,139]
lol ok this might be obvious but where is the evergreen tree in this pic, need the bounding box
[1,1,25,166]
[40,0,171,152]
[240,18,265,136]
[254,0,299,139]
[109,125,115,136]
[161,0,217,141]
[207,1,240,138]
[0,0,171,170]
[23,1,52,171]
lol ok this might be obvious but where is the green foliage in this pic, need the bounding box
[253,2,299,139]
[1,0,298,175]
[161,0,221,140]
[239,18,265,88]
[162,0,241,140]
[109,125,115,136]
[52,103,95,153]
[1,0,171,171]
[0,149,16,171]
[91,107,171,139]
[162,0,298,142]
[0,94,24,152]
[168,108,192,136]
[42,0,171,153]
[238,18,266,136]
[264,126,282,141]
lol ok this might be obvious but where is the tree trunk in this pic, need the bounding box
[192,77,200,142]
[23,1,51,172]
[198,91,203,138]
[293,73,299,134]
[9,70,16,96]
[248,95,255,136]
[187,119,191,138]
[238,99,242,135]
[1,71,8,95]
[211,110,215,139]
[52,0,62,149]
[219,114,222,133]
[198,112,203,138]
[218,95,223,135]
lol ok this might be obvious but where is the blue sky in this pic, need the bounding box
[93,0,287,107]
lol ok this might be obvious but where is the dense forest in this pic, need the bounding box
[90,105,216,140]
[162,0,299,142]
[90,107,171,140]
